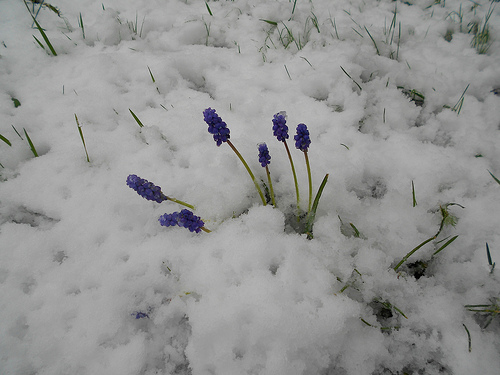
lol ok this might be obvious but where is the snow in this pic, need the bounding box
[1,0,500,374]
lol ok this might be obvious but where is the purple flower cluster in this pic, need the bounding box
[258,143,271,167]
[294,124,311,152]
[203,108,230,146]
[272,112,289,142]
[126,174,167,203]
[159,209,205,233]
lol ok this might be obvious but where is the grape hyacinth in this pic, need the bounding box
[126,174,195,209]
[294,123,311,152]
[258,143,276,207]
[272,112,299,215]
[126,174,167,203]
[272,112,289,142]
[159,209,208,233]
[203,107,230,146]
[258,143,271,167]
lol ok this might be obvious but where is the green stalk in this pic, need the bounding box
[23,128,38,157]
[304,150,312,213]
[393,236,434,272]
[226,140,266,205]
[265,166,276,207]
[305,173,329,239]
[283,139,300,215]
[165,196,195,210]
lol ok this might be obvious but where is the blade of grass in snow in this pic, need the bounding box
[0,134,12,146]
[79,13,85,39]
[412,180,417,207]
[340,66,362,91]
[75,114,90,163]
[129,109,144,128]
[260,19,278,26]
[11,125,23,140]
[205,2,213,16]
[305,173,329,239]
[364,26,380,55]
[463,324,472,352]
[11,97,21,108]
[486,242,495,273]
[284,65,292,80]
[23,1,58,56]
[147,66,160,94]
[487,170,500,185]
[23,128,38,157]
[433,235,458,256]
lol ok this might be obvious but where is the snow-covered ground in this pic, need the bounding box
[1,0,500,374]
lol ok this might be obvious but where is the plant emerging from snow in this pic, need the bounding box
[126,174,210,233]
[159,209,208,233]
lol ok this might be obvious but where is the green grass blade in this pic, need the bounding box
[364,26,380,55]
[23,128,38,157]
[412,180,417,207]
[205,2,213,16]
[463,324,472,352]
[340,66,362,91]
[147,66,156,83]
[260,19,278,26]
[33,17,57,56]
[394,236,434,272]
[487,170,500,185]
[79,13,85,39]
[75,114,90,162]
[433,235,458,256]
[11,125,23,139]
[0,134,12,146]
[129,109,144,128]
[33,35,46,50]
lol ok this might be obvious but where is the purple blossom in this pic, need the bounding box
[126,174,167,203]
[203,108,230,146]
[258,143,271,167]
[294,123,311,152]
[272,112,289,142]
[159,209,205,233]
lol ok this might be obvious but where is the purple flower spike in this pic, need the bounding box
[272,112,289,142]
[294,123,311,152]
[159,209,205,233]
[127,174,167,203]
[158,212,180,227]
[258,143,271,167]
[203,108,230,146]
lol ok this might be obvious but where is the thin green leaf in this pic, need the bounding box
[75,114,90,163]
[340,66,362,91]
[305,173,329,239]
[0,134,12,146]
[364,26,380,55]
[205,2,213,16]
[129,109,144,128]
[394,236,434,272]
[11,125,23,140]
[487,170,500,185]
[33,17,57,56]
[23,128,38,157]
[33,35,46,50]
[260,19,278,26]
[463,324,471,352]
[349,223,360,238]
[433,235,458,256]
[412,180,417,207]
[147,66,156,83]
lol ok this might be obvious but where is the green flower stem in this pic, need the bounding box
[283,140,300,216]
[166,197,195,210]
[304,150,312,213]
[201,226,211,233]
[226,140,267,205]
[265,166,276,207]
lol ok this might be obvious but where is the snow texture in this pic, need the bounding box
[1,0,500,374]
